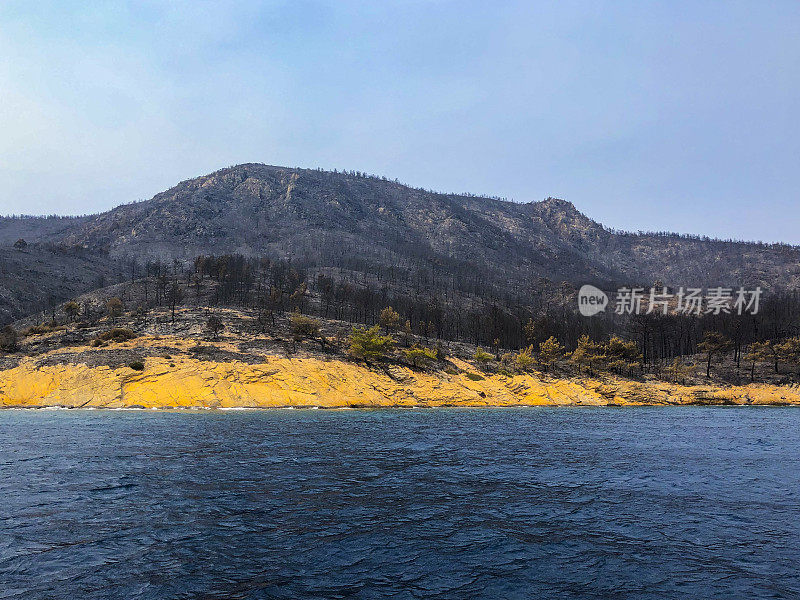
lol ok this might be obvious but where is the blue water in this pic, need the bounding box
[1,408,799,599]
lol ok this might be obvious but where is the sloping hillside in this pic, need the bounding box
[1,163,798,324]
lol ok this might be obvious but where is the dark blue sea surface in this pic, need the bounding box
[1,407,799,599]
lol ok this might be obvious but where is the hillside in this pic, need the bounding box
[2,163,799,325]
[4,305,799,409]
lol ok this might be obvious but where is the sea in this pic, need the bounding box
[1,407,798,599]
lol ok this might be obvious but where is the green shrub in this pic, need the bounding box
[25,323,62,335]
[473,347,493,365]
[290,312,321,341]
[538,336,565,372]
[379,306,401,333]
[348,325,394,363]
[515,345,536,372]
[403,345,438,367]
[128,361,145,371]
[97,328,137,343]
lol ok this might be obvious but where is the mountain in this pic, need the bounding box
[1,163,798,325]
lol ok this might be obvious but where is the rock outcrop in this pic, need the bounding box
[2,354,798,409]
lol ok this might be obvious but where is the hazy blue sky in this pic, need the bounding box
[1,1,798,242]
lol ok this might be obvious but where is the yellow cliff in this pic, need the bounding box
[2,352,800,409]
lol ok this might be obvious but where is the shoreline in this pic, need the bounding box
[3,404,799,411]
[3,352,800,409]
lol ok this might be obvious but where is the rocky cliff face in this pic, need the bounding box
[2,350,798,409]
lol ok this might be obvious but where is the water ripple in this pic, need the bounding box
[1,407,799,599]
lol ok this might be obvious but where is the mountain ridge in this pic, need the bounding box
[5,164,794,248]
[1,163,799,325]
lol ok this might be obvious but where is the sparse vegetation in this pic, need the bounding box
[63,301,80,321]
[4,294,800,402]
[603,336,642,375]
[403,345,438,368]
[24,322,63,336]
[166,282,184,325]
[3,167,800,394]
[206,315,224,340]
[570,335,604,375]
[698,332,733,378]
[106,297,124,322]
[664,358,695,384]
[473,347,493,366]
[775,337,800,375]
[95,328,137,343]
[290,312,321,342]
[515,345,536,372]
[0,326,19,352]
[379,306,401,334]
[348,325,394,364]
[538,336,565,372]
[744,341,772,381]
